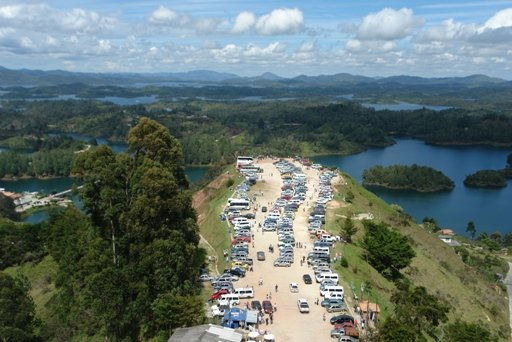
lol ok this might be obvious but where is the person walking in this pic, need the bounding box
[275,284,278,292]
[265,318,269,325]
[270,314,273,324]
[323,313,326,322]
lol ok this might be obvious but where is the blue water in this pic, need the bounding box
[313,138,512,235]
[362,102,451,111]
[1,166,208,224]
[97,95,158,105]
[50,133,128,153]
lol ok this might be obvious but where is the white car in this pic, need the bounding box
[289,282,299,293]
[211,304,228,317]
[297,298,310,313]
[198,274,212,282]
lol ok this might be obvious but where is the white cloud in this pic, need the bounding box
[346,39,361,51]
[244,42,287,58]
[149,6,181,24]
[255,8,304,35]
[232,11,256,33]
[357,8,423,40]
[0,4,116,34]
[482,8,512,30]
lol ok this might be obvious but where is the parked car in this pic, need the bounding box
[303,274,312,284]
[251,300,262,311]
[330,328,346,339]
[210,289,229,301]
[321,298,344,308]
[262,300,273,314]
[230,267,246,277]
[297,298,310,313]
[274,259,291,267]
[257,251,265,261]
[330,315,355,325]
[198,274,212,282]
[289,282,299,293]
[327,303,345,313]
[211,304,229,317]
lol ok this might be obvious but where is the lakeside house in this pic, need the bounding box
[439,234,461,247]
[168,324,242,342]
[438,228,455,236]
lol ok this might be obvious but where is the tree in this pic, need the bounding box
[444,320,496,342]
[339,217,358,243]
[0,194,20,221]
[375,317,417,342]
[361,221,416,280]
[507,153,512,168]
[391,282,449,339]
[466,221,476,240]
[345,190,355,203]
[52,117,206,340]
[0,272,39,342]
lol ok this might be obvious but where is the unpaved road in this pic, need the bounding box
[506,262,512,339]
[238,158,333,341]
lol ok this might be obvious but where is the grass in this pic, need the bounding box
[4,255,58,322]
[195,165,243,273]
[324,172,510,339]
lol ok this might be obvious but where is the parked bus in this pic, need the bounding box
[236,156,253,169]
[228,198,250,210]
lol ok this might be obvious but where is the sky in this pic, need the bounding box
[0,0,512,78]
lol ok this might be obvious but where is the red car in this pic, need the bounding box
[262,300,273,314]
[232,236,251,244]
[210,289,229,300]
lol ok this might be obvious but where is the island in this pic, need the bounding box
[463,170,507,188]
[362,164,455,192]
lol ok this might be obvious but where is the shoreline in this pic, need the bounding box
[363,181,454,193]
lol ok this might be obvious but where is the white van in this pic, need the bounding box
[219,293,240,306]
[316,272,339,284]
[313,246,330,254]
[317,273,339,285]
[234,287,254,299]
[324,292,344,300]
[321,285,344,297]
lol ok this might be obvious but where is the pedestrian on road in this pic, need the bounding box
[323,313,326,321]
[275,284,278,292]
[274,303,277,312]
[270,315,273,324]
[269,293,272,300]
[265,318,269,325]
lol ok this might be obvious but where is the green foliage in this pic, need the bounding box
[226,178,235,188]
[345,190,355,203]
[0,194,19,221]
[46,117,205,340]
[339,217,358,243]
[444,320,497,342]
[0,272,39,342]
[339,256,348,268]
[377,282,449,341]
[463,169,507,188]
[362,164,454,192]
[0,149,76,178]
[422,217,440,232]
[361,221,416,280]
[466,221,476,240]
[0,219,44,269]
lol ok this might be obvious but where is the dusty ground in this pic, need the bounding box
[237,158,334,341]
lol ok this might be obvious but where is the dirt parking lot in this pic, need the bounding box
[239,158,334,341]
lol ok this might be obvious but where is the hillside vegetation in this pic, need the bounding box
[325,173,509,339]
[362,164,455,192]
[464,170,507,188]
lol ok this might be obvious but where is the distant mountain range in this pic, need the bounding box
[0,65,508,88]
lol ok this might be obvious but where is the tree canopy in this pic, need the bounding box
[46,117,206,340]
[0,272,39,342]
[361,221,416,280]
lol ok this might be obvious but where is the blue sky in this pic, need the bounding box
[0,0,511,77]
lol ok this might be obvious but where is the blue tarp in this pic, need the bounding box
[221,308,247,328]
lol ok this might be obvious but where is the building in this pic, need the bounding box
[438,229,455,236]
[439,235,461,247]
[168,324,242,342]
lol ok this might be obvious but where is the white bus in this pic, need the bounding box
[236,156,254,169]
[228,198,250,210]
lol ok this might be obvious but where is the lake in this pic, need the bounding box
[313,138,512,235]
[362,101,451,111]
[1,166,209,224]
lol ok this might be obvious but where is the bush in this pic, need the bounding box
[340,257,348,268]
[226,178,235,188]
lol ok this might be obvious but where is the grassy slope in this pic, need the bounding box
[4,256,58,323]
[325,172,510,339]
[193,165,243,273]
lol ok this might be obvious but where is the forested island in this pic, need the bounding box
[362,164,455,192]
[0,136,84,178]
[464,170,507,188]
[463,153,511,188]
